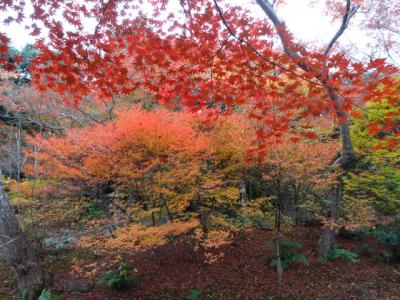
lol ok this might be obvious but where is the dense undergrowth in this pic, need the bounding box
[1,194,400,300]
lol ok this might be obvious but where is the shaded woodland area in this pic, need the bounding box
[0,0,399,299]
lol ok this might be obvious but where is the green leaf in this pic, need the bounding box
[186,289,202,300]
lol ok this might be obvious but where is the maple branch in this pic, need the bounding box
[255,0,299,59]
[239,43,258,85]
[212,0,322,86]
[76,106,105,124]
[255,0,343,81]
[0,109,65,131]
[92,0,113,40]
[211,34,230,61]
[101,91,118,120]
[324,0,359,55]
[256,0,357,166]
[57,112,84,127]
[380,37,396,65]
[257,0,358,58]
[255,0,315,75]
[359,0,374,14]
[376,23,397,65]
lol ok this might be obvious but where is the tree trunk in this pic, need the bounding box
[274,193,283,285]
[316,91,355,259]
[317,227,335,259]
[151,196,157,226]
[317,183,341,259]
[240,180,248,207]
[0,177,47,299]
[161,193,173,222]
[292,183,300,226]
[338,112,355,164]
[329,90,357,168]
[274,236,283,285]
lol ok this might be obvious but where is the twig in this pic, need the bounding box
[213,0,323,86]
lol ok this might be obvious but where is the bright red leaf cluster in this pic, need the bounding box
[1,0,399,153]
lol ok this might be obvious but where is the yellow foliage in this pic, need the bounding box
[343,196,376,230]
[105,220,199,251]
[9,197,36,207]
[202,229,233,249]
[6,178,57,200]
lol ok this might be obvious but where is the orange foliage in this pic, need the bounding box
[77,220,199,252]
[262,138,340,179]
[27,108,252,216]
[27,107,208,188]
[259,137,341,218]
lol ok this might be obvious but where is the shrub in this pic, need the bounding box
[376,250,393,263]
[37,289,63,300]
[377,226,400,248]
[101,261,138,291]
[267,240,308,271]
[327,248,358,263]
[186,289,202,300]
[80,202,106,220]
[360,243,393,263]
[340,228,373,240]
[393,267,400,282]
[87,203,106,219]
[377,225,400,260]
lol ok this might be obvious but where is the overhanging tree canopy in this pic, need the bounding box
[0,0,399,159]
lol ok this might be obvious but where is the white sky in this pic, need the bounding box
[0,0,380,61]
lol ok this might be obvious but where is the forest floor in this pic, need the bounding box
[1,217,399,300]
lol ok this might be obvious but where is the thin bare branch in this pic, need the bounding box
[213,0,322,86]
[324,0,359,55]
[0,236,18,248]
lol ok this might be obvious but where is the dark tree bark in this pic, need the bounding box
[317,228,336,259]
[0,177,47,299]
[317,183,341,258]
[161,193,173,222]
[327,89,357,167]
[274,196,283,285]
[240,180,248,207]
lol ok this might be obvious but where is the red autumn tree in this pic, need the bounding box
[0,0,398,159]
[28,107,208,221]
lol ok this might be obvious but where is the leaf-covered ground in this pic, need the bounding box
[0,256,15,300]
[2,221,399,300]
